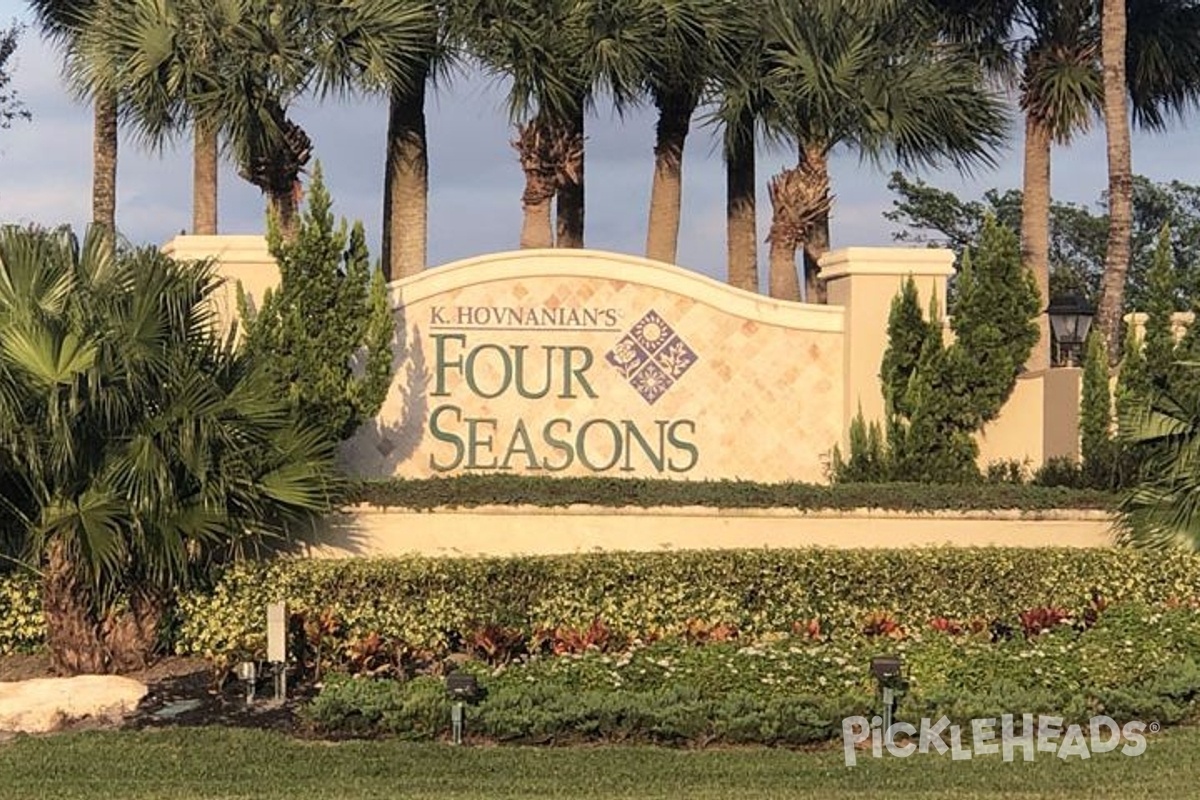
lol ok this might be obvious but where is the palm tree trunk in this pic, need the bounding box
[725,112,758,293]
[268,188,300,243]
[514,119,558,249]
[767,166,803,302]
[803,223,831,304]
[645,91,695,264]
[101,590,163,673]
[802,148,832,304]
[556,105,585,248]
[1021,115,1053,372]
[93,89,118,238]
[521,196,555,248]
[43,540,107,675]
[767,144,832,302]
[193,119,219,235]
[382,73,429,281]
[768,237,802,300]
[1096,0,1133,366]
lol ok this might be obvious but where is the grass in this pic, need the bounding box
[1,726,1199,799]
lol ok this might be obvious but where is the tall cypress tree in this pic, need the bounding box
[240,164,395,442]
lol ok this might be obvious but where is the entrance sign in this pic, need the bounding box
[165,238,1030,483]
[338,250,846,483]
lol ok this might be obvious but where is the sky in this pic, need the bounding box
[0,1,1197,285]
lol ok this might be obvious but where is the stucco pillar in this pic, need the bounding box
[820,247,955,436]
[161,235,279,338]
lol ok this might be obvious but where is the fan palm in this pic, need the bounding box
[1115,371,1200,549]
[306,0,442,280]
[0,225,338,674]
[708,2,772,293]
[761,0,1008,302]
[936,0,1200,370]
[28,0,119,237]
[640,0,745,265]
[70,0,241,235]
[460,0,653,249]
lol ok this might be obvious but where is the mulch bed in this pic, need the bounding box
[0,654,320,735]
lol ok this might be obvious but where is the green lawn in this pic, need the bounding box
[1,727,1199,800]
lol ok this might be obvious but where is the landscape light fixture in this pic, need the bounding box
[236,660,257,705]
[1046,294,1095,368]
[446,672,480,745]
[870,655,908,737]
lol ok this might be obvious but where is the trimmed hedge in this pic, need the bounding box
[0,571,40,654]
[345,476,1117,512]
[170,548,1200,663]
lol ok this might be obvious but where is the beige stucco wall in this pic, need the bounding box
[159,235,1082,479]
[307,505,1114,558]
[339,250,846,483]
[820,247,955,434]
[161,235,278,340]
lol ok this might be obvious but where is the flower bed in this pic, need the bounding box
[304,600,1200,744]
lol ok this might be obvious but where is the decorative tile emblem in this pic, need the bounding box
[605,310,697,404]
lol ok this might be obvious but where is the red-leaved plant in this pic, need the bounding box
[861,611,905,639]
[1018,606,1072,638]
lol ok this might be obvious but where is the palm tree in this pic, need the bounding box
[640,0,744,265]
[709,4,772,293]
[70,0,238,236]
[309,0,442,281]
[1095,0,1200,363]
[29,0,118,237]
[937,0,1200,370]
[1114,367,1200,549]
[455,0,584,249]
[761,0,1008,302]
[1096,0,1132,365]
[190,0,314,241]
[461,0,652,250]
[0,225,338,674]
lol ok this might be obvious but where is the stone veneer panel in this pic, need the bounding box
[339,250,845,483]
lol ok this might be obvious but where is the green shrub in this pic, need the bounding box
[303,674,450,738]
[985,459,1031,485]
[303,603,1200,744]
[167,548,1200,663]
[345,475,1116,511]
[0,571,41,654]
[881,220,1040,483]
[1032,457,1086,488]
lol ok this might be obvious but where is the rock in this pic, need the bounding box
[0,676,148,733]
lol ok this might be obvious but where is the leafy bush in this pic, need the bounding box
[879,220,1040,483]
[0,571,41,653]
[303,674,450,738]
[240,163,393,443]
[164,548,1200,665]
[304,601,1200,744]
[345,475,1116,511]
[1032,457,1087,488]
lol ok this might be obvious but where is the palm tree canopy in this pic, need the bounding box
[458,0,659,123]
[932,0,1200,142]
[762,0,1009,172]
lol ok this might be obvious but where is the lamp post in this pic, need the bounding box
[870,655,908,741]
[1046,294,1095,368]
[445,672,480,745]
